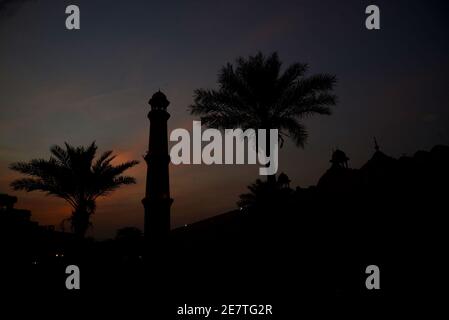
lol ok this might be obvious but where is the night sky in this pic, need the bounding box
[1,0,448,238]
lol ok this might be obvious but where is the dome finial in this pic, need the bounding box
[374,137,380,152]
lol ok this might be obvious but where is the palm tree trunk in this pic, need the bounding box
[71,204,90,237]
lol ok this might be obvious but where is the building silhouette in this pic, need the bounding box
[330,148,350,169]
[0,193,32,226]
[1,141,448,296]
[142,91,173,250]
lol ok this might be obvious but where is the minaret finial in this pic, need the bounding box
[374,137,380,152]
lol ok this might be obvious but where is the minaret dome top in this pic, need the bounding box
[149,90,170,110]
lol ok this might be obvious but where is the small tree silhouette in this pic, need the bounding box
[238,174,293,215]
[9,142,139,237]
[190,52,337,183]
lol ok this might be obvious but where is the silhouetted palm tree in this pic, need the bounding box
[9,142,139,237]
[238,175,293,215]
[190,52,337,183]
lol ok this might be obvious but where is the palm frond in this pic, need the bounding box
[191,52,337,159]
[50,144,69,165]
[279,118,309,148]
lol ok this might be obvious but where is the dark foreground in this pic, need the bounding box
[2,145,448,316]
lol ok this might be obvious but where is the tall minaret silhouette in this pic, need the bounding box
[142,91,173,248]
